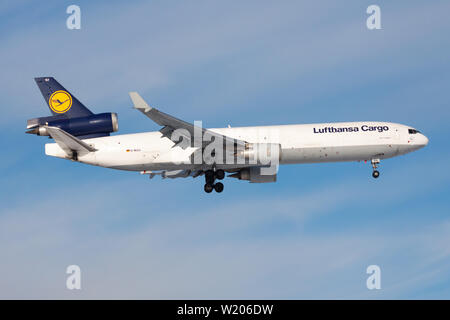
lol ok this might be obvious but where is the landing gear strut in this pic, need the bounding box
[371,159,380,179]
[204,169,225,193]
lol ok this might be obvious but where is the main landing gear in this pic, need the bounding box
[371,159,380,179]
[204,169,225,193]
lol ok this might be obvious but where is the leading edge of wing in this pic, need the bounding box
[128,92,246,147]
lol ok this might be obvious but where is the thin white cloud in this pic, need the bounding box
[0,0,449,300]
[1,1,449,122]
[0,154,449,299]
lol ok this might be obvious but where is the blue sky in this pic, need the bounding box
[0,0,449,299]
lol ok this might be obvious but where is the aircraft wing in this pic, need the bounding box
[141,169,203,179]
[129,92,247,149]
[45,126,96,157]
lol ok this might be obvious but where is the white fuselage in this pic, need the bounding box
[45,121,428,171]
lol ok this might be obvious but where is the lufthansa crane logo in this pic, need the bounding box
[49,90,72,113]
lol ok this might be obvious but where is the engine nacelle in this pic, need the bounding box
[230,166,277,183]
[27,113,118,137]
[235,143,281,165]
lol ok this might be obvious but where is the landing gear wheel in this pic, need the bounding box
[215,169,225,180]
[214,182,224,193]
[204,183,214,193]
[370,159,381,179]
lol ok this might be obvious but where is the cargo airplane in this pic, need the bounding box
[27,77,429,193]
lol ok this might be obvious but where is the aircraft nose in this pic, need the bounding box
[418,134,429,147]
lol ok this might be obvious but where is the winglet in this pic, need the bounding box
[129,92,151,112]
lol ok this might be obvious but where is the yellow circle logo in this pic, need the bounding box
[49,90,72,113]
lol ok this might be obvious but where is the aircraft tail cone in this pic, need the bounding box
[26,128,38,134]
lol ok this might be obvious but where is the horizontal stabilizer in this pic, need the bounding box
[45,126,96,157]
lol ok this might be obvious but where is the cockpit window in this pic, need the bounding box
[408,129,420,134]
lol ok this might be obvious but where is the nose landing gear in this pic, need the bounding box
[371,159,380,179]
[204,169,225,193]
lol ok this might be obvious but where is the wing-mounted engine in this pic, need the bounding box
[235,143,281,165]
[26,113,119,139]
[229,166,277,183]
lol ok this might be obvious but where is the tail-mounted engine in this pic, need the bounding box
[26,113,118,139]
